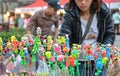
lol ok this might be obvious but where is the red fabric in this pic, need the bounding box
[60,0,69,5]
[23,0,69,8]
[103,0,120,3]
[23,0,47,8]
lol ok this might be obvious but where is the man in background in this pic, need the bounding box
[26,0,61,40]
[112,11,120,34]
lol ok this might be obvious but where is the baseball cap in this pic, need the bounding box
[48,0,62,10]
[44,0,49,2]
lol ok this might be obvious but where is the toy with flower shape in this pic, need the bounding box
[103,44,111,64]
[33,27,52,75]
[65,34,70,49]
[49,35,68,76]
[45,50,56,76]
[2,38,16,64]
[0,37,8,62]
[54,37,63,61]
[54,44,62,56]
[38,44,50,76]
[80,44,110,76]
[56,46,65,76]
[55,35,68,56]
[108,45,120,76]
[66,44,77,76]
[55,35,76,76]
[60,36,66,50]
[21,35,35,65]
[0,37,3,51]
[28,36,34,47]
[71,44,81,76]
[23,35,35,64]
[44,36,53,66]
[45,36,52,56]
[112,45,120,71]
[94,44,111,76]
[71,44,81,59]
[46,36,53,51]
[62,36,70,55]
[55,36,61,45]
[31,35,41,62]
[1,33,119,75]
[2,45,10,57]
[19,47,26,66]
[61,35,71,75]
[44,35,71,76]
[24,47,31,63]
[6,39,13,51]
[45,36,61,76]
[66,55,75,76]
[57,35,80,76]
[21,36,29,48]
[1,38,15,61]
[45,36,53,59]
[45,51,52,60]
[31,27,42,63]
[10,36,19,54]
[53,41,65,76]
[93,44,104,76]
[83,44,99,75]
[38,45,45,61]
[112,45,120,61]
[84,44,93,60]
[82,44,94,76]
[38,72,50,76]
[19,36,29,66]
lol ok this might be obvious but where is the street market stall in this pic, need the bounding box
[15,0,69,14]
[0,27,120,76]
[15,0,47,14]
[103,0,120,9]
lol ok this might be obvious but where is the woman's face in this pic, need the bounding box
[75,0,93,12]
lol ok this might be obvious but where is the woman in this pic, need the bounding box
[59,0,115,76]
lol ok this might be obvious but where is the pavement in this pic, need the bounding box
[114,35,120,48]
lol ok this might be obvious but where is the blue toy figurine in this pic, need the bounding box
[66,34,70,49]
[24,47,30,63]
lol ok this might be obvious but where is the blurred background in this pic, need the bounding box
[0,1,120,75]
[0,0,120,42]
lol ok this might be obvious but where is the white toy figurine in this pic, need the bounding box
[36,27,42,35]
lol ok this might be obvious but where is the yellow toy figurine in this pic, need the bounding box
[60,36,65,44]
[11,35,17,42]
[45,51,52,59]
[72,44,77,50]
[47,45,51,51]
[56,36,61,45]
[47,36,53,45]
[77,45,81,51]
[6,39,12,49]
[0,37,3,51]
[11,36,19,54]
[38,72,50,76]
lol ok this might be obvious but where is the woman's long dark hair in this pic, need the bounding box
[66,0,102,12]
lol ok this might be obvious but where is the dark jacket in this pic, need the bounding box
[60,3,115,46]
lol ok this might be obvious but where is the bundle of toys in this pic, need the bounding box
[0,27,120,76]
